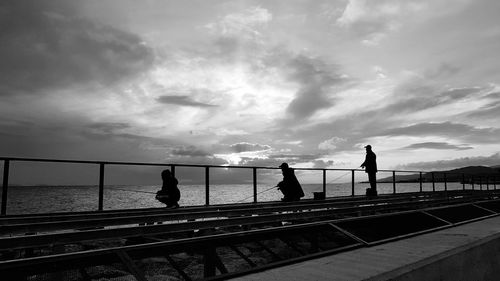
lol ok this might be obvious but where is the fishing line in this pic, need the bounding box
[236,185,278,203]
[105,170,354,200]
[107,187,157,194]
[236,170,353,202]
[326,170,352,184]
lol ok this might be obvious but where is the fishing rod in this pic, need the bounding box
[237,170,353,203]
[236,185,278,203]
[105,170,354,200]
[107,187,157,194]
[326,170,352,184]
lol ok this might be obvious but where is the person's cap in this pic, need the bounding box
[364,145,372,149]
[279,162,288,168]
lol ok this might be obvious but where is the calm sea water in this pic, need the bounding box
[2,182,467,215]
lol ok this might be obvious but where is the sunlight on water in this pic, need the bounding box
[4,182,473,214]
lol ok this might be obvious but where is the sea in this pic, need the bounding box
[0,182,470,215]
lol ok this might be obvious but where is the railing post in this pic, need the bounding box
[1,160,10,216]
[392,171,396,194]
[494,176,497,190]
[419,172,423,192]
[322,169,326,196]
[462,173,465,190]
[98,163,105,211]
[171,165,176,178]
[444,173,447,191]
[253,168,257,203]
[471,176,474,190]
[431,172,435,192]
[479,177,482,190]
[205,167,210,206]
[351,170,355,196]
[486,176,489,190]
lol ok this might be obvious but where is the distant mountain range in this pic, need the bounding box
[378,165,500,183]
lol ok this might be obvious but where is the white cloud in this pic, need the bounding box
[318,137,347,150]
[336,0,427,45]
[204,6,272,40]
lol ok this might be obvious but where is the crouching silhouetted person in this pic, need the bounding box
[156,169,180,208]
[361,145,378,197]
[277,163,305,202]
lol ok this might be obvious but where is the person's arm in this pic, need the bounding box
[360,157,367,168]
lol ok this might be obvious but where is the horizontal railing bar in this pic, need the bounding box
[1,156,495,175]
[0,156,357,170]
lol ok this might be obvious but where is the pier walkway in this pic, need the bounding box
[233,214,500,281]
[1,190,500,280]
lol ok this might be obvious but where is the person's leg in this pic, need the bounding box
[368,172,377,193]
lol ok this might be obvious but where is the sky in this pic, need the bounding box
[1,0,500,184]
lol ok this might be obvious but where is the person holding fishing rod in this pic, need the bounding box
[360,145,378,197]
[277,163,304,202]
[155,169,181,208]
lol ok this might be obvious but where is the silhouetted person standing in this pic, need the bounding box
[156,169,180,208]
[361,145,378,197]
[277,163,305,202]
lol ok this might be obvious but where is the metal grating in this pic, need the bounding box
[476,200,500,213]
[333,211,448,243]
[426,204,495,224]
[1,224,361,281]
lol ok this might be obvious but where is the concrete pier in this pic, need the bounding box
[233,216,500,281]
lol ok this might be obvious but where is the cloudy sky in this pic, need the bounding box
[1,0,500,183]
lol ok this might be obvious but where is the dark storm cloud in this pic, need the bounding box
[169,145,212,157]
[467,102,500,119]
[438,87,482,101]
[378,122,500,145]
[381,122,499,141]
[157,96,217,107]
[340,16,389,40]
[284,55,346,120]
[396,153,500,171]
[466,92,500,119]
[401,142,473,151]
[87,122,130,134]
[229,142,271,153]
[483,91,500,100]
[382,84,483,115]
[424,63,460,79]
[165,152,228,166]
[0,118,175,162]
[0,0,154,95]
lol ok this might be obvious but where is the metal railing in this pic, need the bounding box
[1,157,498,215]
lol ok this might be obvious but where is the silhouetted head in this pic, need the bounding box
[279,162,289,170]
[364,145,372,151]
[161,169,171,181]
